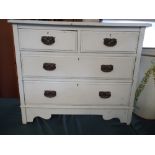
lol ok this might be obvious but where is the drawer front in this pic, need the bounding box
[22,55,135,79]
[24,81,131,106]
[81,31,139,52]
[18,29,77,51]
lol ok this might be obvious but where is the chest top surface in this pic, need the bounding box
[8,20,151,28]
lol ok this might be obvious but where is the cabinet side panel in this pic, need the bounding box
[12,24,27,124]
[128,28,145,123]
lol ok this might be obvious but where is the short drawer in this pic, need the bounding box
[81,31,139,52]
[24,81,132,106]
[22,55,135,79]
[18,29,77,51]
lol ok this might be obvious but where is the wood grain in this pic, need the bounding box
[0,20,19,98]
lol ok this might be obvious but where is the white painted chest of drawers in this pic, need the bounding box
[9,20,150,124]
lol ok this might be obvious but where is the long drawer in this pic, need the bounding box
[22,55,135,79]
[18,29,77,51]
[24,81,132,106]
[81,31,139,52]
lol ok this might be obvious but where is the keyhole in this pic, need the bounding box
[78,57,80,61]
[47,32,49,34]
[77,84,79,87]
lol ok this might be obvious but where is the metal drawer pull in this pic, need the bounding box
[104,38,117,47]
[41,36,55,45]
[101,65,113,72]
[44,90,56,98]
[99,91,111,99]
[43,63,56,71]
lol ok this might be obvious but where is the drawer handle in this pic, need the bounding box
[104,38,117,47]
[99,91,111,99]
[101,65,113,72]
[44,90,56,98]
[41,36,55,45]
[43,63,56,71]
